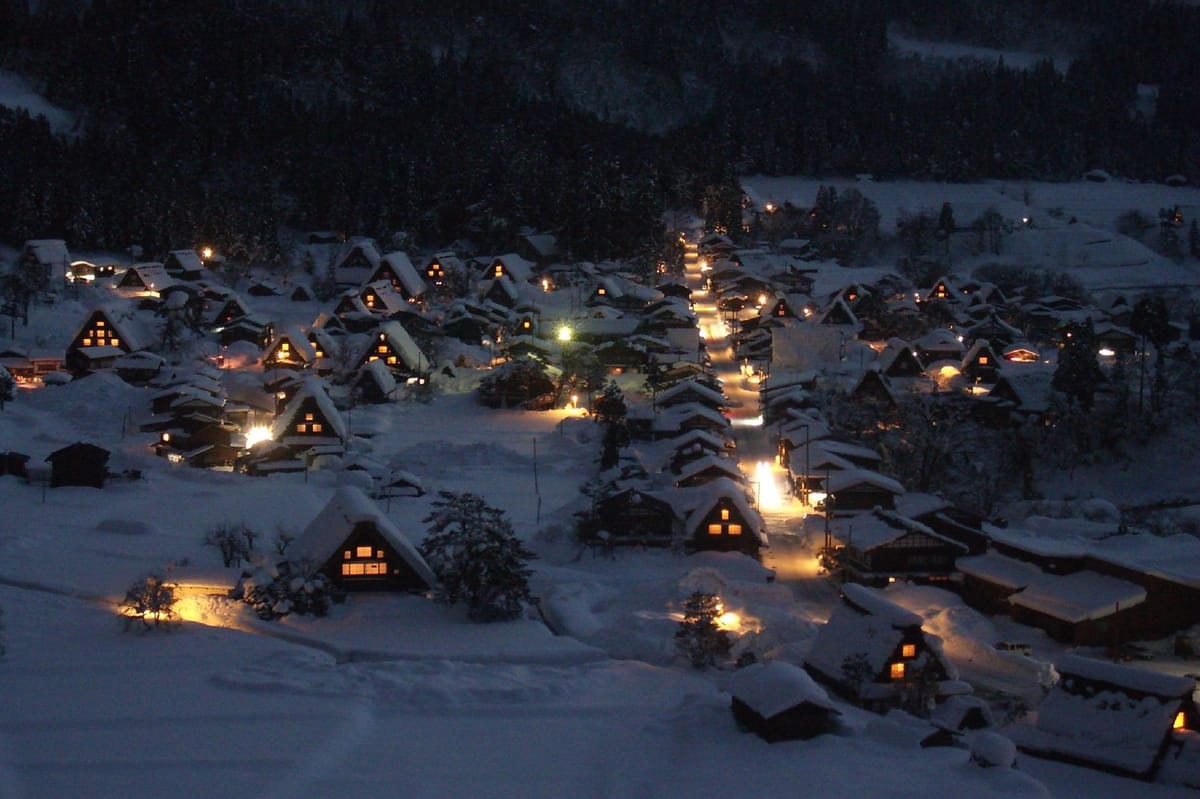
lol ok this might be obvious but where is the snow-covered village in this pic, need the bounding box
[3,2,1200,798]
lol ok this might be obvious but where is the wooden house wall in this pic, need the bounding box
[692,500,759,555]
[731,699,838,742]
[316,521,430,591]
[1082,557,1200,641]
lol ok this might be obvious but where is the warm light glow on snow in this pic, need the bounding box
[755,460,786,510]
[716,611,740,630]
[731,415,763,428]
[244,425,273,447]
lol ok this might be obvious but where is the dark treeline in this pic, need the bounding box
[0,0,1197,260]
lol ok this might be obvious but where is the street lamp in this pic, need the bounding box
[557,324,573,343]
[800,423,811,507]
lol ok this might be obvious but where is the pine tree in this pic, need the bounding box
[593,381,627,426]
[674,592,731,668]
[420,492,536,622]
[1052,321,1104,411]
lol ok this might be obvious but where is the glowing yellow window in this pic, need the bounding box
[378,345,388,353]
[296,423,307,433]
[597,287,606,295]
[890,662,905,680]
[356,546,373,558]
[901,644,916,658]
[96,320,105,327]
[386,356,397,365]
[280,341,289,351]
[727,524,742,535]
[720,509,730,521]
[707,524,722,536]
[110,339,119,347]
[343,551,351,559]
[376,550,384,558]
[82,338,92,346]
[311,423,323,433]
[315,349,324,358]
[1175,711,1187,730]
[96,329,106,339]
[305,414,314,421]
[494,266,503,277]
[979,356,989,365]
[366,296,376,307]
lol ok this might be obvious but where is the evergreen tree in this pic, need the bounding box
[592,381,627,426]
[0,365,13,411]
[1052,321,1104,411]
[420,491,536,622]
[674,591,731,668]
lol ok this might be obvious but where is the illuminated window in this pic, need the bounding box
[494,265,503,277]
[597,287,606,295]
[978,356,989,365]
[296,423,307,433]
[386,356,397,365]
[110,339,120,347]
[376,550,384,558]
[356,546,373,557]
[343,550,351,559]
[890,662,905,680]
[305,414,314,421]
[366,296,376,307]
[707,524,722,535]
[1175,711,1187,730]
[315,349,324,358]
[901,643,916,658]
[280,341,289,351]
[727,524,742,535]
[311,423,323,433]
[96,320,105,327]
[82,338,92,346]
[720,509,730,521]
[378,345,388,353]
[96,329,106,339]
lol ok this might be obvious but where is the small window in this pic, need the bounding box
[343,551,351,559]
[386,356,397,365]
[311,423,323,433]
[727,524,742,535]
[280,341,289,351]
[305,414,314,421]
[901,643,916,658]
[356,546,373,558]
[720,509,730,521]
[494,265,503,277]
[376,550,384,558]
[1175,711,1187,730]
[978,355,989,365]
[707,524,722,536]
[96,329,106,339]
[296,423,307,433]
[96,320,105,327]
[82,338,92,346]
[890,662,905,680]
[378,345,388,353]
[110,338,119,347]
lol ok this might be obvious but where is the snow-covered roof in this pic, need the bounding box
[369,321,429,373]
[805,585,935,684]
[1009,654,1195,775]
[291,486,435,588]
[1008,570,1146,623]
[823,468,905,497]
[270,379,347,441]
[655,379,727,408]
[674,477,766,545]
[492,253,535,283]
[956,552,1046,590]
[835,509,967,554]
[725,661,838,718]
[674,454,745,485]
[378,251,426,297]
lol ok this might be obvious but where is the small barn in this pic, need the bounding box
[585,487,678,548]
[291,486,436,592]
[46,442,110,488]
[162,249,205,281]
[727,661,841,742]
[1008,655,1200,782]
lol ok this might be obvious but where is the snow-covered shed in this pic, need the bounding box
[1008,654,1199,781]
[1007,570,1148,646]
[292,485,435,592]
[804,583,955,713]
[727,661,841,742]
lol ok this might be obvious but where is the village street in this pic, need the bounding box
[680,240,839,611]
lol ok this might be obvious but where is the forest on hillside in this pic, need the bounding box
[0,0,1197,260]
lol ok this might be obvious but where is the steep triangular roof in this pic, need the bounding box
[291,486,435,588]
[270,379,347,441]
[377,251,427,297]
